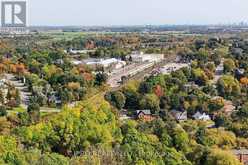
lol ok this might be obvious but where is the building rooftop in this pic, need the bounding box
[83,58,118,66]
[170,110,187,121]
[136,110,152,115]
[232,149,248,155]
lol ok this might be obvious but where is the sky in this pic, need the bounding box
[28,0,248,26]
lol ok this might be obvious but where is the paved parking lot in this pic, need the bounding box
[159,63,189,74]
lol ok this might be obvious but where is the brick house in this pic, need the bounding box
[136,110,156,122]
[232,149,248,165]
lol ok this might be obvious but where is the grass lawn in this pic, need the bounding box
[7,106,26,115]
[40,32,86,41]
[7,106,61,117]
[40,107,61,113]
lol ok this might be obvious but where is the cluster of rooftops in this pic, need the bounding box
[120,109,212,122]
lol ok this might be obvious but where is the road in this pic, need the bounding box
[5,74,31,106]
[213,60,224,83]
[4,74,62,113]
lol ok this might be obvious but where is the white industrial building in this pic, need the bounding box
[130,52,164,63]
[84,58,118,68]
[72,58,126,69]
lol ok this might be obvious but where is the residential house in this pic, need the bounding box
[48,92,61,106]
[54,59,64,65]
[119,110,132,121]
[170,110,187,121]
[0,79,6,87]
[235,68,245,79]
[136,110,156,122]
[183,82,199,93]
[193,112,211,121]
[232,149,248,165]
[222,100,236,115]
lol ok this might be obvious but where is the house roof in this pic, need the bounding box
[193,112,210,120]
[193,112,202,118]
[136,110,151,115]
[170,110,187,120]
[222,100,235,113]
[232,149,248,155]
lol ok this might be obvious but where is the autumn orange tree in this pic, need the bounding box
[240,77,248,86]
[15,63,27,77]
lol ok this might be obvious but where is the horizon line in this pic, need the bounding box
[27,23,248,28]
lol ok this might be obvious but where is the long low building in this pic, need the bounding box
[84,58,118,68]
[129,52,164,63]
[72,58,126,70]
